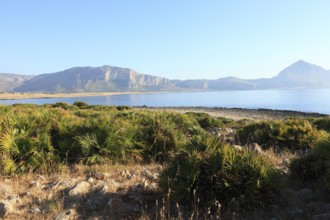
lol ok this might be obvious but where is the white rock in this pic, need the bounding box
[0,200,14,217]
[247,143,262,153]
[232,145,243,151]
[54,209,76,220]
[69,181,90,196]
[87,177,94,184]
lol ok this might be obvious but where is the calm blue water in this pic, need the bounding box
[1,89,330,114]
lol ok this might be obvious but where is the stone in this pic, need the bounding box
[152,173,160,181]
[120,170,131,179]
[32,207,41,214]
[0,184,11,195]
[282,158,291,166]
[87,177,94,184]
[85,199,98,211]
[36,175,46,181]
[29,180,41,188]
[0,200,14,217]
[297,188,313,202]
[247,143,262,153]
[289,208,304,219]
[107,179,120,192]
[68,181,90,196]
[94,182,109,194]
[232,145,243,151]
[54,209,76,220]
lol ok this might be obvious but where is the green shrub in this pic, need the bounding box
[73,101,89,109]
[290,137,330,190]
[0,112,58,174]
[311,117,330,133]
[185,112,223,129]
[159,135,282,211]
[52,102,70,109]
[116,105,133,111]
[238,118,327,151]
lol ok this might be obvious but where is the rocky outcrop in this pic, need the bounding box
[14,66,174,93]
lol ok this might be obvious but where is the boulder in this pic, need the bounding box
[0,200,14,217]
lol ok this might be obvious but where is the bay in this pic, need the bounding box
[1,89,330,114]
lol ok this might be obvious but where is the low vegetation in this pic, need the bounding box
[0,102,330,218]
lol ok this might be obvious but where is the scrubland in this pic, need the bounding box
[0,102,330,219]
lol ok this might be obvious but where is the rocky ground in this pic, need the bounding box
[1,153,330,219]
[1,108,330,219]
[0,164,162,219]
[137,106,328,120]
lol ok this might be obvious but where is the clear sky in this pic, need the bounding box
[1,0,330,80]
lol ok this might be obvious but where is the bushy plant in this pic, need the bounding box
[185,112,223,129]
[311,117,330,133]
[0,112,58,174]
[290,137,330,190]
[52,102,70,109]
[238,118,328,151]
[159,135,282,211]
[73,101,89,109]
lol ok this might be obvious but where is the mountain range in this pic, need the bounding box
[1,60,330,93]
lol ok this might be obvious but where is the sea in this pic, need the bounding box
[1,89,330,115]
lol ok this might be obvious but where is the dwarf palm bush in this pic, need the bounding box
[238,118,328,151]
[159,135,282,211]
[290,136,330,190]
[0,112,57,174]
[311,117,330,133]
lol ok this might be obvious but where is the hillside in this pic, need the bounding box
[175,60,330,90]
[1,60,330,93]
[14,66,175,93]
[0,73,34,92]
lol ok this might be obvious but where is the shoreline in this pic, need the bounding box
[0,92,329,120]
[137,106,328,120]
[0,91,166,100]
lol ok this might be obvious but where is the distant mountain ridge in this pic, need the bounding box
[174,60,330,90]
[0,73,34,92]
[1,60,330,93]
[14,66,175,93]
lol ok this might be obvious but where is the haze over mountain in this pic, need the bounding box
[1,60,330,93]
[0,73,34,92]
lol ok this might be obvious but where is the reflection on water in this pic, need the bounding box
[1,89,330,114]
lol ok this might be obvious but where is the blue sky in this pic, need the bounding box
[0,0,329,79]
